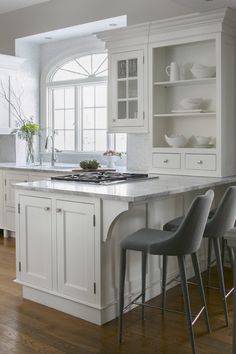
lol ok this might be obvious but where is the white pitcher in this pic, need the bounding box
[165,62,179,81]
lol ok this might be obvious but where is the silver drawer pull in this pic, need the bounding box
[56,208,62,213]
[197,160,203,164]
[44,207,50,211]
[163,159,168,163]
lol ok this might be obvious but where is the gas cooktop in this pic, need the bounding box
[51,172,158,185]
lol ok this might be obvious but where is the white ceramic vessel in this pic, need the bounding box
[180,98,203,110]
[190,64,216,78]
[165,134,188,148]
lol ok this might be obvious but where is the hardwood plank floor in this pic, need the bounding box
[0,235,233,354]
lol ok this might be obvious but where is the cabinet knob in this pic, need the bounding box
[44,207,50,211]
[163,159,168,163]
[56,208,62,213]
[197,160,203,164]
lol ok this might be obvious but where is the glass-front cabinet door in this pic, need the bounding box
[110,50,145,130]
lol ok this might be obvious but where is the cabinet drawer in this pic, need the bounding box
[185,154,216,171]
[152,153,181,169]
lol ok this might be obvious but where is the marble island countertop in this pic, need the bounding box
[14,174,236,202]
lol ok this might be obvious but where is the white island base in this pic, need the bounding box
[15,175,236,325]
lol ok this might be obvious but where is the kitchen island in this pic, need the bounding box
[14,174,236,325]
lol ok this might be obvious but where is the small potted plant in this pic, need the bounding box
[103,150,122,168]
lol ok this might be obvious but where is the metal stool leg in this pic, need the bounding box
[213,238,229,326]
[207,238,213,286]
[227,244,234,271]
[162,255,168,313]
[191,252,211,333]
[119,249,127,343]
[178,255,196,354]
[221,238,226,266]
[141,251,147,320]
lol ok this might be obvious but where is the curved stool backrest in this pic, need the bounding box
[150,190,214,256]
[205,186,236,238]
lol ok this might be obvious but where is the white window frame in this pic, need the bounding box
[41,50,126,154]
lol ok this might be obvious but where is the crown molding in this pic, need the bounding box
[96,7,236,49]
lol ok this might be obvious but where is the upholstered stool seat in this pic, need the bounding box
[119,190,214,354]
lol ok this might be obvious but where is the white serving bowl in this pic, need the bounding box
[165,134,188,148]
[190,64,216,79]
[180,98,203,110]
[195,136,211,145]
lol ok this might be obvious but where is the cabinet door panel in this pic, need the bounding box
[111,50,144,128]
[56,200,95,303]
[0,170,4,228]
[5,173,29,208]
[19,195,52,289]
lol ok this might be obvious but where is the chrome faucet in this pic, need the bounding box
[45,130,57,166]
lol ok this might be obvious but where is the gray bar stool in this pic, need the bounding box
[119,190,214,354]
[163,186,236,326]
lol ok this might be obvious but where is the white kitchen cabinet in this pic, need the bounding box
[147,9,236,177]
[4,171,28,232]
[0,170,4,228]
[0,169,66,233]
[16,192,98,311]
[97,27,149,133]
[5,172,28,208]
[98,8,236,177]
[56,199,96,303]
[109,50,146,131]
[18,195,53,289]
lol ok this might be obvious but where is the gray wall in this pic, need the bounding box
[0,0,189,54]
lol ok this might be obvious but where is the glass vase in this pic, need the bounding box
[106,156,118,169]
[25,135,34,165]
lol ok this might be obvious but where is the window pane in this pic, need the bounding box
[92,53,107,73]
[65,88,75,108]
[95,85,107,106]
[118,101,126,119]
[65,131,75,150]
[54,130,64,150]
[95,108,107,129]
[83,86,94,107]
[78,55,92,75]
[83,108,94,129]
[95,130,107,151]
[83,130,94,151]
[54,89,64,109]
[65,109,75,129]
[54,110,64,129]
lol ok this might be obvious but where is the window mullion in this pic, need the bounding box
[94,86,96,151]
[75,86,79,151]
[81,87,84,151]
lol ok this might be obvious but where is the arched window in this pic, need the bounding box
[46,52,126,152]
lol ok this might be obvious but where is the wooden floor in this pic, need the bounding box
[0,236,233,354]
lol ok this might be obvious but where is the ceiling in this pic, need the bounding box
[171,0,236,12]
[1,0,236,17]
[0,0,50,14]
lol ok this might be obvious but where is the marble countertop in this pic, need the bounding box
[0,163,81,173]
[14,174,236,202]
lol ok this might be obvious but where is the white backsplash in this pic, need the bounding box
[127,133,149,172]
